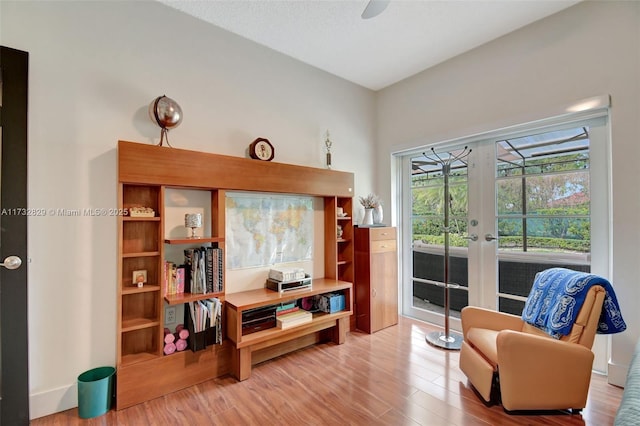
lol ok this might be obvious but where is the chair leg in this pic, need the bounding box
[491,373,502,404]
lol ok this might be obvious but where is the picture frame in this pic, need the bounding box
[132,269,147,287]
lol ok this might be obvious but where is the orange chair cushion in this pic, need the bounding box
[466,327,499,367]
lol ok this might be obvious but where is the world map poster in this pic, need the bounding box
[225,193,314,269]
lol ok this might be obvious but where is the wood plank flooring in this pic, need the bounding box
[31,316,623,425]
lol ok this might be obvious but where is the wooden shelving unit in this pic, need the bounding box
[118,184,163,373]
[225,278,352,380]
[116,140,354,409]
[324,197,354,282]
[354,226,398,333]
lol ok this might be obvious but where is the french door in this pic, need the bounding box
[399,114,610,368]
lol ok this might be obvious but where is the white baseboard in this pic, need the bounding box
[608,361,629,388]
[30,384,76,420]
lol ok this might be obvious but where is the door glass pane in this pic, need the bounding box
[411,150,469,319]
[497,178,523,215]
[495,126,591,313]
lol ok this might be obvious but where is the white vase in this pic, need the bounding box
[362,208,374,226]
[373,205,383,224]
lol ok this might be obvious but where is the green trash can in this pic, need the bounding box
[77,366,115,419]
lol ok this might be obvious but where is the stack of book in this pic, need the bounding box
[183,246,224,294]
[276,302,312,329]
[164,262,186,296]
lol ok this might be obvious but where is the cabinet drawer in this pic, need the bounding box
[370,227,396,241]
[371,239,396,253]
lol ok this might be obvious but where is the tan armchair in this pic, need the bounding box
[459,284,606,412]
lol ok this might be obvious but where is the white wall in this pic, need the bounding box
[377,0,640,386]
[0,0,376,418]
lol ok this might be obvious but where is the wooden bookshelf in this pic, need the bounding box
[116,140,354,409]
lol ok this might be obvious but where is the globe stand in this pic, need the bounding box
[422,146,471,352]
[158,128,173,148]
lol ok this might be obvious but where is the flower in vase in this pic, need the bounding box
[359,193,381,209]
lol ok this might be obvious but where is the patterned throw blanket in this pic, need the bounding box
[522,268,626,338]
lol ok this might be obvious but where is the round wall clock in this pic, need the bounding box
[249,138,275,161]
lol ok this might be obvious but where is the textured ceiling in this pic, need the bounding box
[159,0,580,91]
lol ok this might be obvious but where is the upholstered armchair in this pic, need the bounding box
[460,268,626,412]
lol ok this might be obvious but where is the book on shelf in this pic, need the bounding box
[276,302,297,312]
[206,247,214,294]
[276,306,300,316]
[187,297,223,347]
[164,261,170,296]
[183,246,224,295]
[277,309,312,329]
[164,262,186,296]
[176,265,185,294]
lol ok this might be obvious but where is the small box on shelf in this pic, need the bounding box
[317,292,346,314]
[129,206,155,217]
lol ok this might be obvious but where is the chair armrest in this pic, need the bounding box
[496,329,594,410]
[460,306,523,339]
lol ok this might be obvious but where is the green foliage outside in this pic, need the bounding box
[412,152,591,254]
[414,234,590,253]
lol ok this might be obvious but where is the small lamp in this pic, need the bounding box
[184,213,202,238]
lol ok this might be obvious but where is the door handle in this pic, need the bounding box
[484,234,498,242]
[464,234,478,242]
[0,255,22,270]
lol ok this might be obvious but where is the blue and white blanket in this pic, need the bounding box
[522,268,626,339]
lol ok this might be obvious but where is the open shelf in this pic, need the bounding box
[124,216,160,222]
[122,318,160,332]
[164,237,223,245]
[225,278,352,380]
[122,251,160,258]
[120,352,160,367]
[235,310,351,349]
[122,285,161,295]
[164,291,225,305]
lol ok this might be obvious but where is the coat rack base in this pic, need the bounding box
[426,330,463,350]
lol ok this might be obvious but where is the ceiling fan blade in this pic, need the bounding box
[361,0,390,19]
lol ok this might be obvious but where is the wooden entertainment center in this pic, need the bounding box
[117,141,354,409]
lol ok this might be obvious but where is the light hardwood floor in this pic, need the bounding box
[32,316,623,425]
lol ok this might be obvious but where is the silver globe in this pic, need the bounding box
[149,95,182,146]
[149,95,183,129]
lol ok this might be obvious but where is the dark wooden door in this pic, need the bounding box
[0,45,30,425]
